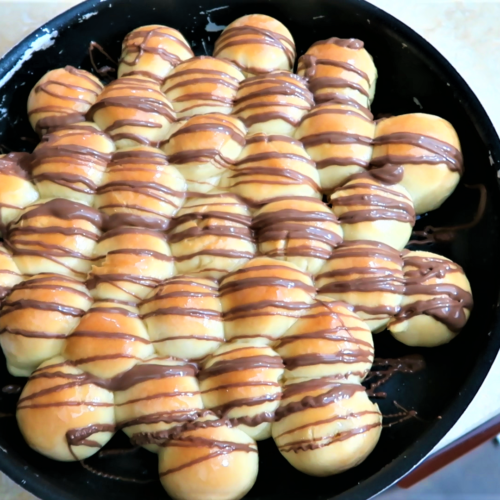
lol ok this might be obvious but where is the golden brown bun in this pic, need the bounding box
[88,227,175,303]
[233,71,313,136]
[220,256,316,344]
[63,300,154,378]
[200,342,284,440]
[0,274,92,377]
[224,134,321,205]
[0,153,39,230]
[161,57,244,118]
[253,197,343,275]
[7,198,103,279]
[272,377,381,476]
[140,276,224,360]
[158,413,258,500]
[316,241,404,332]
[118,25,194,83]
[330,172,415,251]
[17,356,115,461]
[95,146,186,231]
[31,122,115,205]
[169,192,256,279]
[294,101,375,192]
[162,113,245,193]
[276,298,373,382]
[297,38,377,107]
[388,250,473,347]
[88,76,176,149]
[213,14,296,77]
[27,66,104,135]
[372,113,462,214]
[0,244,23,299]
[114,356,203,453]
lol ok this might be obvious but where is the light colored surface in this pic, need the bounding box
[0,0,499,498]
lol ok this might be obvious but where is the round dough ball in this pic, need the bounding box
[316,241,404,332]
[388,250,473,347]
[95,146,186,230]
[213,14,296,77]
[162,113,245,193]
[200,342,284,440]
[0,153,39,231]
[372,113,462,214]
[169,191,256,279]
[118,25,194,83]
[330,169,415,250]
[233,71,314,136]
[140,275,224,360]
[63,300,153,378]
[88,227,175,303]
[0,273,92,377]
[297,38,377,108]
[27,66,104,135]
[162,56,244,118]
[7,198,103,278]
[31,122,115,205]
[294,101,375,192]
[114,356,202,452]
[276,298,373,382]
[17,356,115,461]
[253,197,343,275]
[0,244,23,299]
[225,134,321,206]
[88,76,176,149]
[220,256,316,344]
[159,413,258,500]
[272,377,381,476]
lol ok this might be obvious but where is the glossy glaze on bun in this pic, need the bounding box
[0,244,23,299]
[118,25,194,83]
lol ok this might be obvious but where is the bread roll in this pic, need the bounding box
[0,153,39,231]
[7,198,103,278]
[17,356,115,461]
[162,57,244,118]
[272,377,381,476]
[316,241,404,332]
[140,276,224,360]
[200,342,284,440]
[158,412,258,500]
[88,76,176,149]
[225,134,321,205]
[389,250,473,347]
[118,25,194,83]
[169,192,256,279]
[162,113,245,193]
[27,66,103,135]
[297,38,377,108]
[31,122,115,205]
[233,71,314,136]
[276,298,373,382]
[0,244,23,299]
[63,300,154,378]
[213,14,295,76]
[220,257,316,344]
[294,101,375,192]
[88,227,175,303]
[253,197,343,275]
[0,273,92,377]
[114,356,202,452]
[330,167,415,250]
[95,146,186,230]
[372,113,462,214]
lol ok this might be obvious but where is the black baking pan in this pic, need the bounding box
[1,0,500,499]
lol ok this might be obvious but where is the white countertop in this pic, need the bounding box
[0,0,499,497]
